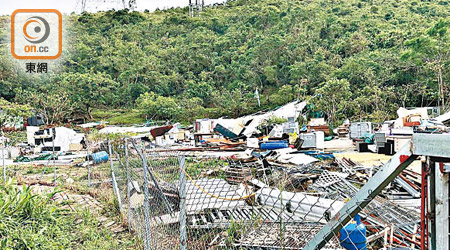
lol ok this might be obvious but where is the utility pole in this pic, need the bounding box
[77,0,87,12]
[189,0,204,17]
[128,0,137,10]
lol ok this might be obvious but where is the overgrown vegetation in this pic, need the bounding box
[0,179,138,250]
[1,0,450,126]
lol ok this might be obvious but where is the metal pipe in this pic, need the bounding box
[179,155,187,250]
[52,129,56,184]
[124,138,132,231]
[87,155,91,187]
[108,139,122,211]
[131,139,151,250]
[420,158,429,250]
[429,159,436,250]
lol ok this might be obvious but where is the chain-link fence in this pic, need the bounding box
[106,138,422,250]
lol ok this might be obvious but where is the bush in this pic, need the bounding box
[136,92,180,121]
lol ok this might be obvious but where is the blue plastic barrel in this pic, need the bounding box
[88,151,109,164]
[339,214,367,250]
[260,141,288,150]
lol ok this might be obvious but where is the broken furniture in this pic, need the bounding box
[349,122,372,140]
[30,127,85,152]
[298,131,324,149]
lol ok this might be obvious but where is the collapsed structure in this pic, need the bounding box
[96,101,450,249]
[1,100,450,249]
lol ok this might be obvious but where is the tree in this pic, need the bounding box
[61,72,119,119]
[1,1,450,123]
[402,19,450,110]
[136,92,180,121]
[22,89,72,125]
[0,98,32,129]
[314,79,351,126]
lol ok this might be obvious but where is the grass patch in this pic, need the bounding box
[91,109,145,125]
[0,179,139,250]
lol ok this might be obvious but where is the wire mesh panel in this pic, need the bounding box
[166,155,346,249]
[109,138,422,250]
[111,139,182,250]
[145,151,181,249]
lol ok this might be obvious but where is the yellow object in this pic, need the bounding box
[289,131,298,144]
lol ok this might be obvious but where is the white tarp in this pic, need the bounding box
[197,100,307,137]
[26,126,40,145]
[38,127,84,152]
[99,126,152,134]
[240,100,307,137]
[394,107,429,128]
[434,111,450,123]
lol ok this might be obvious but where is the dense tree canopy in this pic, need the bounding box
[1,0,450,125]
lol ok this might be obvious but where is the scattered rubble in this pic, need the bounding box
[2,100,450,249]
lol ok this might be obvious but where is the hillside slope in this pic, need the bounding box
[1,0,450,124]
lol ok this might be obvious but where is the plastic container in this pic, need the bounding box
[339,214,367,250]
[260,141,288,150]
[88,151,109,164]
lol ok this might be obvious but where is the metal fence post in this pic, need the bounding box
[131,139,151,250]
[124,138,132,231]
[179,155,187,250]
[52,129,56,184]
[108,139,122,211]
[86,140,91,187]
[1,131,5,185]
[87,158,91,187]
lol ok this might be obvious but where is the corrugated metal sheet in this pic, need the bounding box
[185,178,247,213]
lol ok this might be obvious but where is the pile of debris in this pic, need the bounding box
[126,145,422,249]
[3,98,447,249]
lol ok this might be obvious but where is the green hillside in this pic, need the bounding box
[1,0,450,125]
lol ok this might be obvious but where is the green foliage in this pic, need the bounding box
[0,98,32,128]
[264,116,288,126]
[91,109,144,125]
[1,0,450,124]
[136,92,180,121]
[315,78,351,126]
[3,131,27,146]
[402,19,450,108]
[176,97,208,123]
